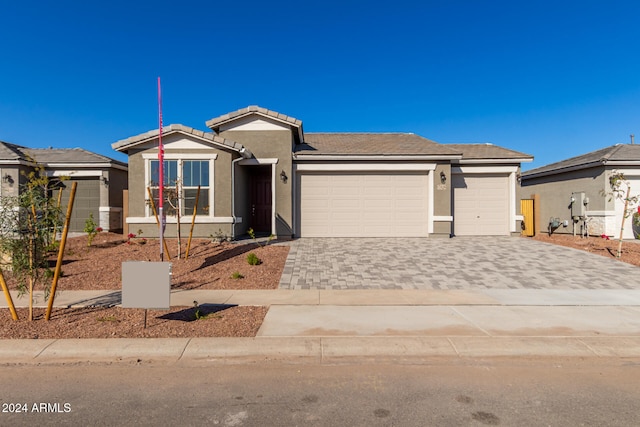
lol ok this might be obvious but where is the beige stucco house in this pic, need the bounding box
[520,143,640,239]
[112,106,532,239]
[0,141,128,232]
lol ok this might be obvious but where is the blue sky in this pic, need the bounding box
[1,1,638,170]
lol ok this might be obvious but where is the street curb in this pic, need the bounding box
[2,336,640,365]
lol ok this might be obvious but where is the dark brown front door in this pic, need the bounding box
[249,167,272,233]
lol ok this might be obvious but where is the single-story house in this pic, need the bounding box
[0,141,128,232]
[520,143,640,239]
[112,106,532,239]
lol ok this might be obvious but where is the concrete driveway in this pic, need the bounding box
[278,237,640,290]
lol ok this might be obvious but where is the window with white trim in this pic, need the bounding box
[149,159,210,216]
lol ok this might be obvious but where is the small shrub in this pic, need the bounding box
[84,213,99,246]
[246,252,261,265]
[231,271,244,279]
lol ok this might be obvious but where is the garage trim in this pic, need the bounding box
[295,162,436,237]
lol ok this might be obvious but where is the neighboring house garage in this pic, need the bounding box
[0,142,128,233]
[60,178,101,232]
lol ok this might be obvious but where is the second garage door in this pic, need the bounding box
[453,174,509,236]
[299,172,429,237]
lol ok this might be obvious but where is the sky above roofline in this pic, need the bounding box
[1,1,638,171]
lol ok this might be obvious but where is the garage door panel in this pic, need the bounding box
[300,173,429,237]
[453,174,509,236]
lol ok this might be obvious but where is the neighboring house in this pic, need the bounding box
[520,143,640,239]
[0,140,128,233]
[112,106,532,239]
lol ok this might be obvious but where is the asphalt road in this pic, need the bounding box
[1,358,640,426]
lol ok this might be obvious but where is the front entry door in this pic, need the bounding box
[249,167,272,234]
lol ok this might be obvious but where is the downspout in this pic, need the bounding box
[231,147,252,240]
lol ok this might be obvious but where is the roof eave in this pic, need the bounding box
[112,127,247,155]
[521,160,604,180]
[37,162,128,171]
[293,154,463,161]
[455,158,533,164]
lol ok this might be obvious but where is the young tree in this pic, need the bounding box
[0,164,65,320]
[602,171,640,258]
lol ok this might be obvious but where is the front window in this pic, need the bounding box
[149,159,210,216]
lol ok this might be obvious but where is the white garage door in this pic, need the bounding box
[453,174,509,236]
[615,176,640,239]
[299,172,429,237]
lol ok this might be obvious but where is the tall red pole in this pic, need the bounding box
[157,77,165,261]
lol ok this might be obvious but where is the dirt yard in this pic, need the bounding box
[1,233,288,339]
[2,231,639,339]
[530,233,640,268]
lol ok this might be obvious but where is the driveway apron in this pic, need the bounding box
[278,237,640,290]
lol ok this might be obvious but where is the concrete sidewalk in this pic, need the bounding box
[2,289,640,363]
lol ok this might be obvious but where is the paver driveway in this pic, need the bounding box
[278,237,640,290]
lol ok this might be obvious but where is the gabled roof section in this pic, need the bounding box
[522,144,640,178]
[295,133,462,158]
[206,105,303,144]
[0,141,126,169]
[25,147,127,168]
[0,140,29,162]
[111,124,251,157]
[445,143,533,162]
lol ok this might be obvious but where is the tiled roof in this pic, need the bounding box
[25,147,126,167]
[0,141,125,167]
[0,141,29,161]
[522,144,640,177]
[445,143,533,161]
[296,133,462,156]
[206,105,302,129]
[111,124,247,153]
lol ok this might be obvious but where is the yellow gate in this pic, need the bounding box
[520,199,535,237]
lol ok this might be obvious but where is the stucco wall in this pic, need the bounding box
[123,133,239,238]
[433,163,452,236]
[520,166,606,235]
[219,129,294,238]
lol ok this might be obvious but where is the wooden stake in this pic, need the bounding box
[0,268,18,320]
[146,187,171,260]
[185,186,200,260]
[46,182,77,321]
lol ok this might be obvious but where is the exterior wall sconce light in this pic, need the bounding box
[2,174,13,185]
[101,176,109,185]
[280,170,288,183]
[439,171,446,184]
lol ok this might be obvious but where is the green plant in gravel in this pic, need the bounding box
[84,213,101,246]
[0,162,66,321]
[246,252,261,265]
[193,300,211,320]
[231,271,244,279]
[247,227,274,247]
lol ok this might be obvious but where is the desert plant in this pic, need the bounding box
[210,228,229,244]
[246,252,262,265]
[84,213,100,246]
[0,163,66,320]
[601,171,640,257]
[230,271,244,279]
[247,227,275,247]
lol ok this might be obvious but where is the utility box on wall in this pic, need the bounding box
[571,192,587,218]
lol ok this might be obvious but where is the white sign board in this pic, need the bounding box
[121,262,171,309]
